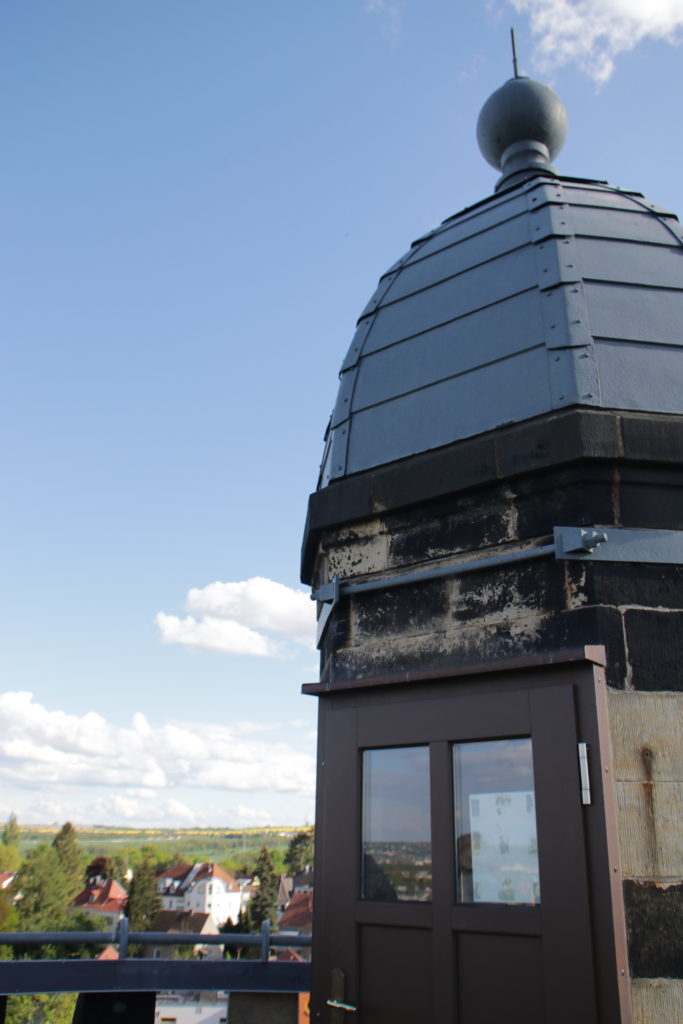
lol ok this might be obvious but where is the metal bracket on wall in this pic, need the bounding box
[312,527,683,647]
[316,574,341,647]
[553,526,683,563]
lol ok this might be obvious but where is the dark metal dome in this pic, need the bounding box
[315,80,683,489]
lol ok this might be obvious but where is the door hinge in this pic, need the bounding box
[578,742,591,805]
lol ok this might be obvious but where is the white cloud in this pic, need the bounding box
[0,692,316,810]
[230,804,272,827]
[156,576,316,657]
[155,611,278,657]
[507,0,683,80]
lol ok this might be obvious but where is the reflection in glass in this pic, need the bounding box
[454,738,540,906]
[362,746,432,902]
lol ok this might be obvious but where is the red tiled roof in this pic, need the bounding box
[156,863,193,882]
[73,878,127,913]
[96,945,119,960]
[276,948,304,962]
[157,862,239,893]
[192,863,239,889]
[279,892,313,932]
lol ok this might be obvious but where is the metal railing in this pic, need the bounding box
[0,919,311,995]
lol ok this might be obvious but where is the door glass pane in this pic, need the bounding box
[453,738,540,906]
[362,746,432,902]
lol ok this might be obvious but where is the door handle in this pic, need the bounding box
[328,968,357,1019]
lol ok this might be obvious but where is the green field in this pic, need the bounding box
[15,825,313,876]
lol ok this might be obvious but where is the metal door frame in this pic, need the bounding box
[306,647,632,1024]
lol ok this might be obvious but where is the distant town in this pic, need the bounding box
[0,817,314,1023]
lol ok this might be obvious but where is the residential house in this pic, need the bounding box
[276,875,293,913]
[291,869,313,894]
[144,909,222,961]
[0,872,16,894]
[156,863,242,927]
[278,891,313,963]
[72,877,127,928]
[154,990,228,1024]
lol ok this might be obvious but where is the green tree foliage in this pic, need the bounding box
[13,844,72,933]
[284,831,314,875]
[52,822,84,901]
[268,848,285,875]
[2,814,20,849]
[4,831,105,998]
[220,908,250,959]
[6,993,77,1024]
[0,891,18,960]
[247,847,279,931]
[0,844,21,873]
[0,813,21,873]
[125,856,161,933]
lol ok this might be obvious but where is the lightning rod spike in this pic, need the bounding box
[510,27,520,78]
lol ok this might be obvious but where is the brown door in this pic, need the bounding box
[311,679,601,1024]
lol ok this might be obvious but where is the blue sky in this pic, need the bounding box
[2,0,683,828]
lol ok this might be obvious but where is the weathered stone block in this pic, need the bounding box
[352,580,448,643]
[496,409,621,478]
[513,465,615,541]
[538,605,627,689]
[622,414,683,464]
[450,560,568,625]
[323,522,389,579]
[570,561,683,610]
[388,499,511,566]
[372,435,498,513]
[625,610,683,691]
[624,880,683,978]
[620,465,683,531]
[615,781,683,879]
[607,692,683,783]
[631,979,683,1024]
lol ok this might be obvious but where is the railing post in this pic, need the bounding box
[259,918,271,962]
[117,915,129,960]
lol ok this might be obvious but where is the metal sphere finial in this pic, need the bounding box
[476,75,568,186]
